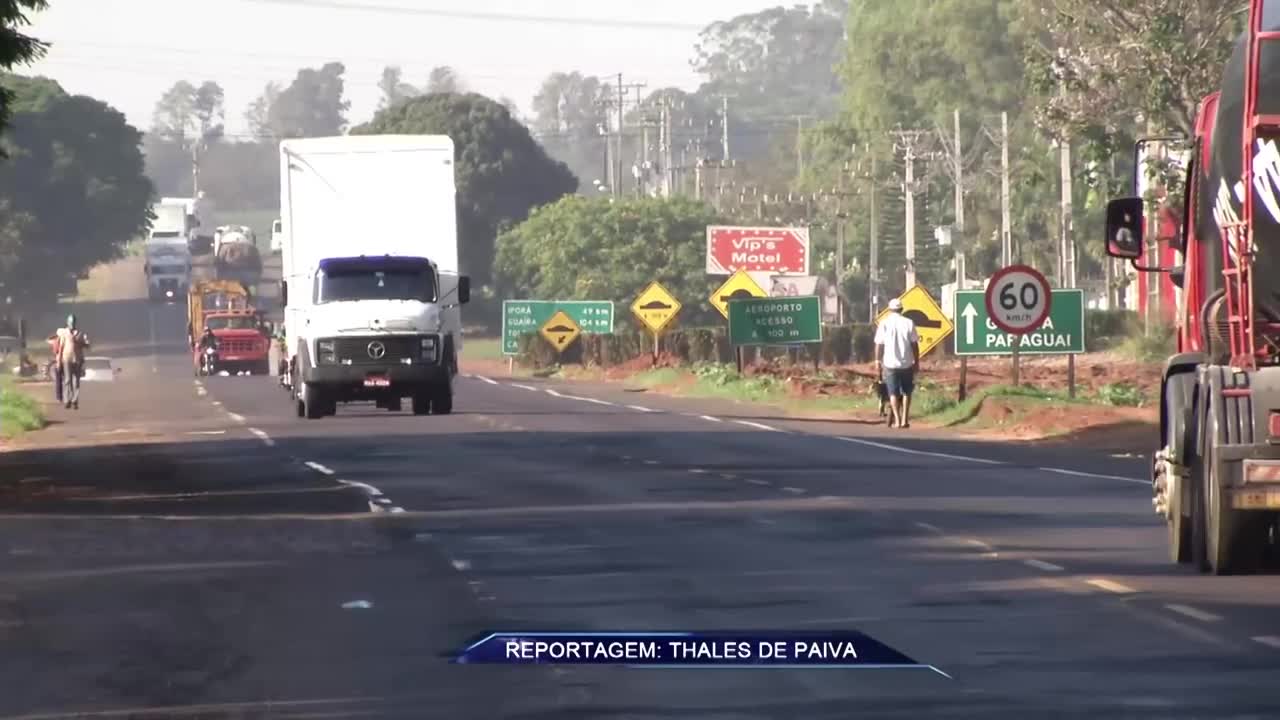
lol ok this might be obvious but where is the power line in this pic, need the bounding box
[236,0,709,31]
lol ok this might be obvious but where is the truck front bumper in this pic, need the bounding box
[304,363,449,400]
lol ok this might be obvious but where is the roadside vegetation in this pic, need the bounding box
[0,378,45,438]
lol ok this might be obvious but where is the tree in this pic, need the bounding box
[264,62,350,139]
[1021,0,1246,141]
[425,66,463,94]
[152,80,224,141]
[352,92,577,286]
[0,75,152,307]
[0,1,46,136]
[531,72,608,137]
[495,196,723,324]
[245,81,282,139]
[377,65,419,109]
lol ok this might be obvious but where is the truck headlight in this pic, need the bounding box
[317,339,336,364]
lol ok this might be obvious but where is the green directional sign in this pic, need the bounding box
[728,295,822,346]
[502,300,614,355]
[953,289,1085,355]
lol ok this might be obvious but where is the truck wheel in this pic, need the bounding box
[411,393,431,416]
[1165,375,1194,563]
[1193,404,1246,574]
[431,385,453,415]
[302,383,327,420]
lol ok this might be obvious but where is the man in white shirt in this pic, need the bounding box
[874,298,919,428]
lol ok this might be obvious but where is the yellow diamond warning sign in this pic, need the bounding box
[709,269,767,319]
[539,309,581,352]
[630,281,682,334]
[875,284,954,359]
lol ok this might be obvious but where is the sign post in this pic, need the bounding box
[630,282,682,361]
[981,265,1053,387]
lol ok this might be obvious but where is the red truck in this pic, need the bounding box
[194,309,272,376]
[1105,0,1280,574]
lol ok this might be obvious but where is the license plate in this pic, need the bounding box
[1231,490,1280,509]
[363,376,391,387]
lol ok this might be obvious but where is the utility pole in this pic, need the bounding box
[615,74,625,198]
[953,109,965,289]
[891,129,932,289]
[1060,137,1075,288]
[191,137,202,197]
[1000,111,1012,266]
[868,153,879,321]
[720,95,730,161]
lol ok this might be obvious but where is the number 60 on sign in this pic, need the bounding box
[984,264,1052,334]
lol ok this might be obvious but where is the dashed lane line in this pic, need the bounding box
[1252,636,1280,649]
[337,479,384,497]
[627,404,658,413]
[781,486,806,494]
[836,436,1003,465]
[1022,559,1065,572]
[913,522,943,534]
[700,415,722,423]
[733,420,785,433]
[304,461,336,476]
[512,384,538,391]
[1165,604,1223,623]
[746,478,771,487]
[1086,578,1138,595]
[248,428,276,447]
[474,375,499,386]
[226,412,246,424]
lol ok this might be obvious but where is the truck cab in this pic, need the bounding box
[285,254,468,417]
[194,309,271,376]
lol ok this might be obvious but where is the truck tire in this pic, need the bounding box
[1164,374,1195,563]
[1193,400,1246,574]
[411,392,431,416]
[431,385,453,415]
[302,383,327,420]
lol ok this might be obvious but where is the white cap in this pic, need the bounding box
[887,298,903,311]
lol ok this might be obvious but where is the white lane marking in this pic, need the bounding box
[746,478,771,487]
[304,461,335,476]
[389,506,406,514]
[1165,604,1222,623]
[1252,635,1280,649]
[913,522,942,533]
[642,460,660,466]
[837,436,1003,465]
[781,486,806,494]
[193,379,202,386]
[1023,559,1064,572]
[577,396,616,407]
[196,387,208,397]
[338,479,384,497]
[512,384,538,391]
[963,538,995,551]
[185,430,226,436]
[227,412,246,424]
[699,415,722,423]
[733,420,785,433]
[545,388,567,398]
[475,375,499,385]
[451,559,472,571]
[1037,466,1148,485]
[248,428,275,447]
[688,468,709,474]
[211,400,222,407]
[1087,578,1137,594]
[627,404,658,413]
[719,473,738,480]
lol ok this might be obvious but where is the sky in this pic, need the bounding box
[20,0,785,137]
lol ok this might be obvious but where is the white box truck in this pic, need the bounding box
[278,135,470,419]
[143,238,192,302]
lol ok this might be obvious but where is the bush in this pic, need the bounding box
[0,382,45,437]
[1086,309,1137,350]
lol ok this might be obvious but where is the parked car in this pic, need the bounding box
[81,356,120,382]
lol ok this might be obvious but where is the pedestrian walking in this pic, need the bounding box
[53,314,90,410]
[874,298,920,429]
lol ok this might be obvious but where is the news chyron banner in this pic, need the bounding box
[451,631,946,674]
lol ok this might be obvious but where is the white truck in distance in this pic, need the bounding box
[143,238,191,302]
[279,134,470,419]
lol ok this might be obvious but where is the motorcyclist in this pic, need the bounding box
[197,326,220,373]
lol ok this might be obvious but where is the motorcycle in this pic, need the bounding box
[199,346,218,376]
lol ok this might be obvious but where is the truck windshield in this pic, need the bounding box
[203,292,246,309]
[315,268,436,303]
[205,316,259,330]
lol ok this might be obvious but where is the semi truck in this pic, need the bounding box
[279,134,470,419]
[143,238,192,302]
[212,225,263,286]
[1105,0,1280,574]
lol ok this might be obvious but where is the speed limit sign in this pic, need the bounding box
[985,264,1052,334]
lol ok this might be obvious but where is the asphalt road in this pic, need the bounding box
[2,255,1279,718]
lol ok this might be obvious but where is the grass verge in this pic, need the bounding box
[0,378,46,438]
[461,337,504,362]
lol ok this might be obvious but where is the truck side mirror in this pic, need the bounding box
[457,276,471,304]
[1105,197,1145,259]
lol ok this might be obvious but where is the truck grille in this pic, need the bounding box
[330,336,429,364]
[220,338,261,354]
